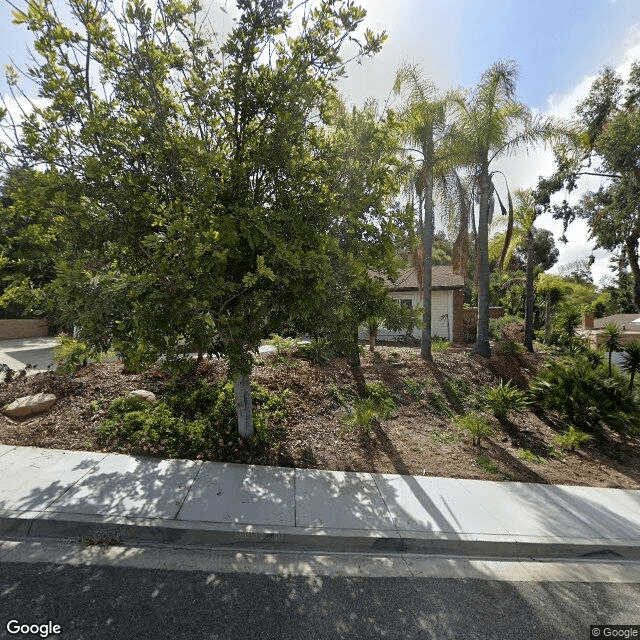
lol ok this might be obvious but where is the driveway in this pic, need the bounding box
[0,337,60,375]
[0,338,282,377]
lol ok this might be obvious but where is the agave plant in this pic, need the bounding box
[601,322,621,377]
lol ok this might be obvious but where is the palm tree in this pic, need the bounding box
[621,340,640,391]
[602,322,622,377]
[393,64,454,362]
[451,60,560,357]
[496,189,539,351]
[536,274,568,344]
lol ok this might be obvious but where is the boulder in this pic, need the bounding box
[128,389,157,403]
[2,393,57,418]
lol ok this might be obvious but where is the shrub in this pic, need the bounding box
[268,334,298,356]
[531,356,640,434]
[364,381,397,419]
[403,377,428,402]
[478,380,529,420]
[443,377,471,412]
[298,338,334,365]
[431,337,451,353]
[499,340,526,355]
[99,379,289,457]
[53,334,104,373]
[426,390,453,417]
[554,426,592,452]
[475,454,502,475]
[452,412,497,446]
[489,315,522,340]
[516,448,546,464]
[427,431,462,445]
[341,399,377,437]
[340,381,397,437]
[327,383,357,407]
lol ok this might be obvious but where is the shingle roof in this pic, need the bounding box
[373,266,464,290]
[593,314,640,330]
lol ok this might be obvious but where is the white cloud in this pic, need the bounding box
[498,33,640,287]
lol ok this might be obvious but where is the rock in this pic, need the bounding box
[2,393,57,418]
[128,389,157,403]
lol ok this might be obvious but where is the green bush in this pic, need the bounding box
[499,340,526,355]
[327,383,357,407]
[478,380,529,420]
[443,377,471,412]
[268,334,298,356]
[341,398,377,437]
[475,454,502,475]
[403,377,428,402]
[516,448,546,464]
[99,379,289,457]
[426,390,453,417]
[53,334,104,373]
[554,426,592,452]
[452,412,497,446]
[489,315,522,340]
[431,337,451,353]
[531,355,640,434]
[340,381,397,437]
[427,431,462,445]
[298,338,334,365]
[364,381,397,419]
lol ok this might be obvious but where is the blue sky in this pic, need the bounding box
[2,0,640,284]
[337,0,639,111]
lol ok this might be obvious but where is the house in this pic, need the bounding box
[578,313,640,350]
[360,265,465,343]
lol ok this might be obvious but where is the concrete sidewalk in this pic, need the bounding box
[1,445,639,560]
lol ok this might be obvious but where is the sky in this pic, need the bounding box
[1,0,640,286]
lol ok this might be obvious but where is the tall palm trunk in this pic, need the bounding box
[421,139,434,362]
[474,167,491,357]
[523,227,535,352]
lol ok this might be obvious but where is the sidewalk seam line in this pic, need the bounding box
[173,461,204,520]
[371,474,402,543]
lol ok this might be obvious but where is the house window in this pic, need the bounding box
[400,299,413,308]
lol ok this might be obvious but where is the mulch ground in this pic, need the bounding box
[1,342,639,489]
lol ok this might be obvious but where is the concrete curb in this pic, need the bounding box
[2,511,639,561]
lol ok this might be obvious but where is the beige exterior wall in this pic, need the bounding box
[0,319,49,340]
[360,290,455,341]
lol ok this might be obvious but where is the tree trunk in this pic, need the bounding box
[421,139,434,362]
[369,331,376,352]
[523,227,535,352]
[452,176,469,278]
[233,373,254,439]
[625,235,640,310]
[544,298,551,344]
[474,168,492,357]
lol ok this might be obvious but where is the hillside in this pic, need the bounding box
[1,344,639,489]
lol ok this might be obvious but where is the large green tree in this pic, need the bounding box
[544,62,640,309]
[452,60,559,356]
[1,0,386,437]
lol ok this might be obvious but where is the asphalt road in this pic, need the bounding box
[1,559,639,640]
